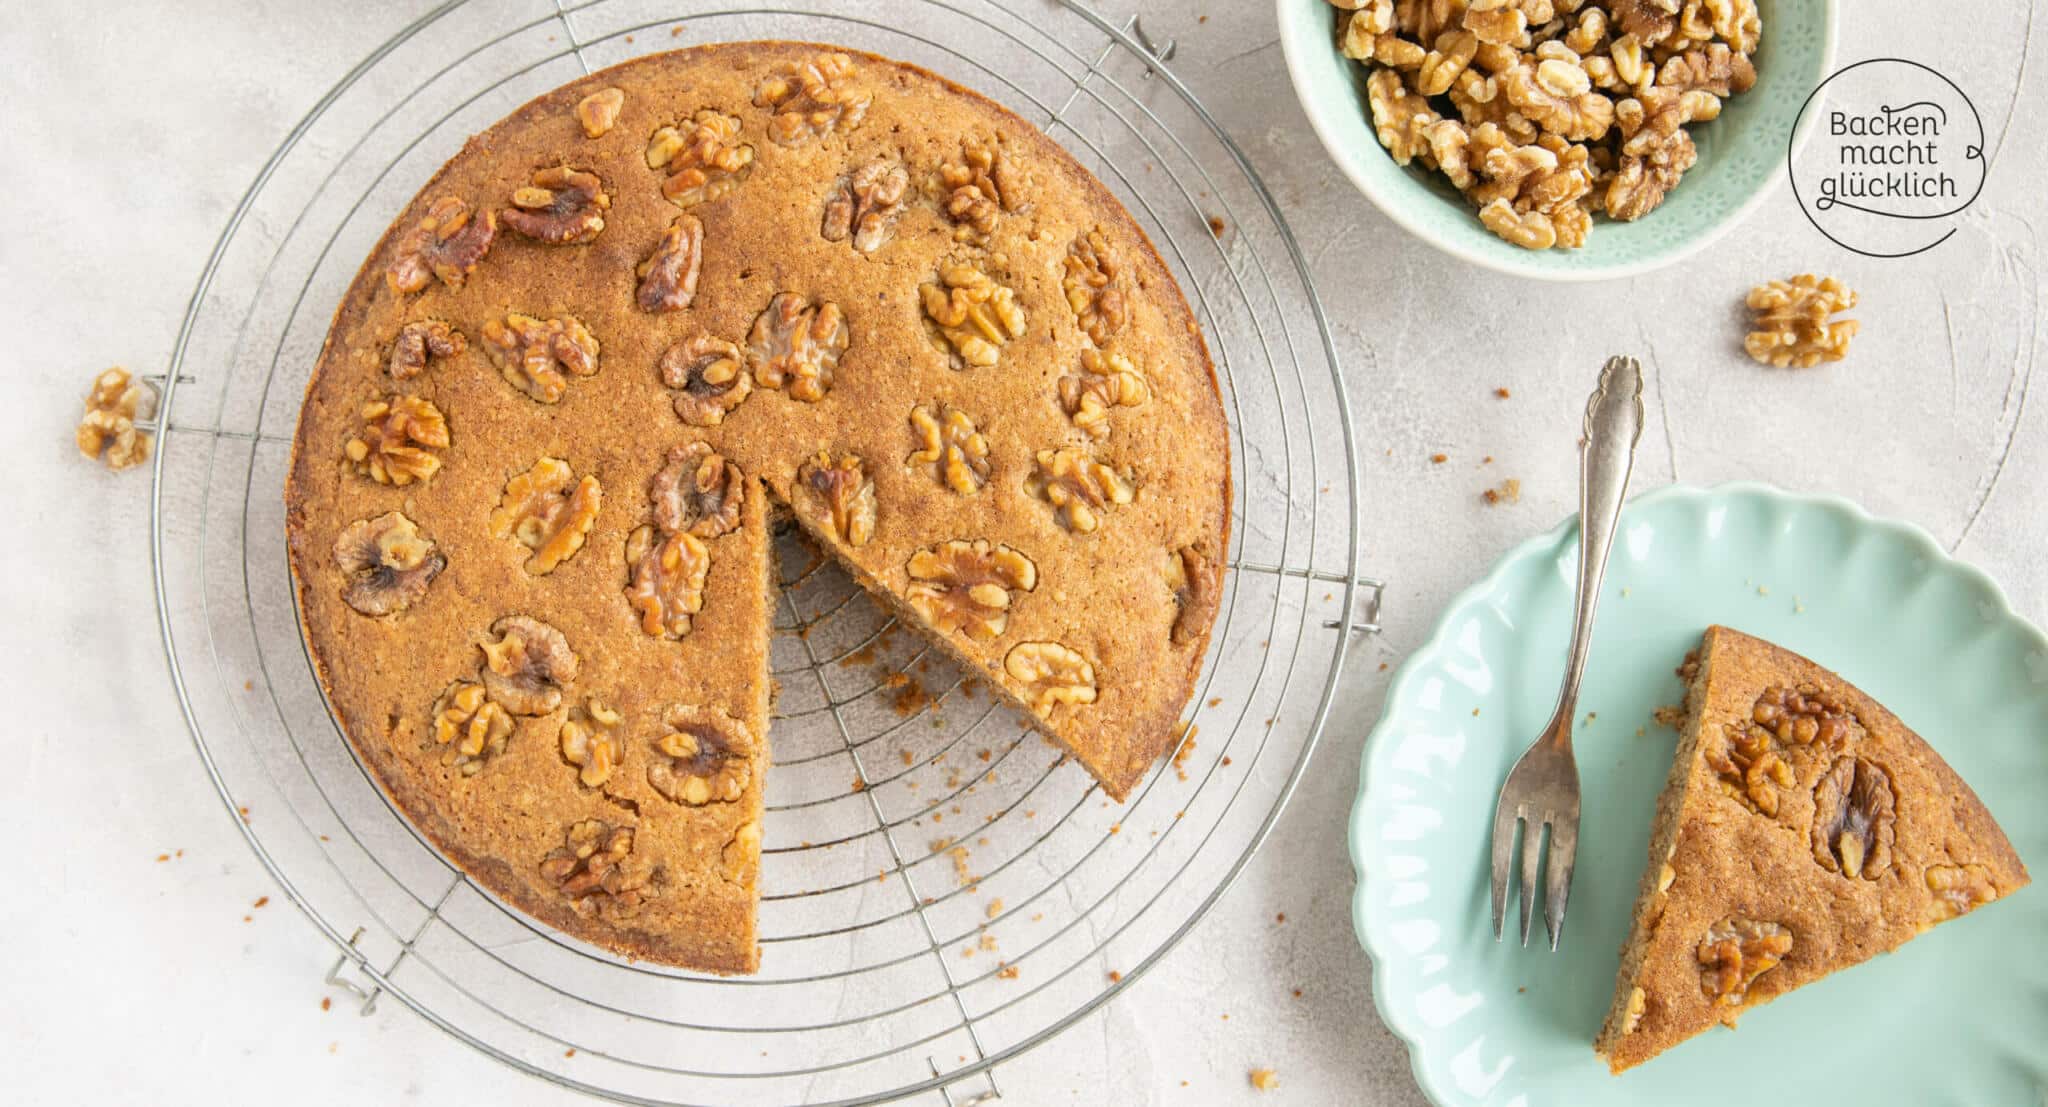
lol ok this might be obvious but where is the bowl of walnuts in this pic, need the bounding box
[1279,0,1837,280]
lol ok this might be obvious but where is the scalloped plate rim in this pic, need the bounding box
[1347,480,2048,1105]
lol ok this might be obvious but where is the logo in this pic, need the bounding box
[1787,58,1985,257]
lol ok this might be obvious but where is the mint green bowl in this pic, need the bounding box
[1276,1,1838,280]
[1351,483,2048,1104]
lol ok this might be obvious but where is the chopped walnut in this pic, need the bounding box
[488,457,601,574]
[430,680,514,776]
[1924,863,1998,921]
[558,696,621,788]
[539,819,653,914]
[1004,641,1098,713]
[646,705,757,805]
[1417,30,1481,96]
[722,819,762,887]
[1604,87,1713,220]
[922,263,1025,369]
[624,525,710,640]
[1697,917,1791,1005]
[1659,43,1756,97]
[907,404,991,494]
[480,313,601,403]
[938,136,1026,237]
[906,540,1039,641]
[1249,1069,1280,1092]
[1621,985,1648,1034]
[385,195,496,295]
[388,320,465,380]
[502,166,609,244]
[1478,198,1561,249]
[1810,756,1895,880]
[745,292,847,402]
[75,368,153,471]
[1164,544,1219,646]
[1058,350,1150,438]
[575,87,624,138]
[646,110,756,206]
[659,333,752,427]
[479,615,578,716]
[1744,275,1859,368]
[343,394,448,486]
[334,511,445,617]
[753,51,871,144]
[636,214,703,312]
[1366,68,1438,166]
[822,160,909,253]
[651,442,743,539]
[1028,448,1133,534]
[796,452,876,547]
[1060,229,1129,348]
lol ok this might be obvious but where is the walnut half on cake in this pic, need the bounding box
[1594,625,2030,1072]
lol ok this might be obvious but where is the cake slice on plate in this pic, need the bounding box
[1594,625,2030,1073]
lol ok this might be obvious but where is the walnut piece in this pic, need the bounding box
[539,819,653,915]
[659,333,752,427]
[1028,448,1133,534]
[1810,756,1895,880]
[558,696,621,788]
[796,452,877,547]
[1004,641,1098,713]
[75,367,153,471]
[388,320,465,380]
[1751,683,1858,748]
[1707,683,1858,815]
[722,819,762,887]
[646,705,757,805]
[1697,917,1791,1006]
[625,525,709,640]
[1367,68,1438,166]
[753,51,871,145]
[334,511,445,617]
[822,160,909,253]
[745,292,847,402]
[576,87,624,138]
[1706,720,1792,816]
[479,615,578,716]
[636,214,703,312]
[502,166,609,244]
[1060,229,1129,347]
[430,680,514,776]
[488,457,601,574]
[907,404,991,494]
[343,394,448,486]
[938,136,1026,237]
[480,312,600,403]
[1164,544,1219,646]
[922,263,1025,369]
[1059,350,1150,438]
[385,195,496,295]
[906,540,1038,641]
[646,110,756,206]
[1924,863,1998,921]
[1744,275,1859,368]
[651,442,743,539]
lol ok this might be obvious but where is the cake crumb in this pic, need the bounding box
[986,898,1004,919]
[1208,696,1222,707]
[1108,969,1123,982]
[1652,703,1686,729]
[1206,214,1227,237]
[565,1048,577,1057]
[1430,452,1448,464]
[320,997,331,1012]
[1495,386,1511,399]
[1482,478,1522,505]
[996,963,1019,980]
[253,896,269,909]
[1757,584,1770,596]
[1275,912,1286,924]
[1378,661,1388,671]
[851,776,867,793]
[1249,1068,1280,1091]
[155,853,170,863]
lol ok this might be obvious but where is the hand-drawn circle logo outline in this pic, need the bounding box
[1787,57,1986,259]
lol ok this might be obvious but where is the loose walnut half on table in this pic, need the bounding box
[76,367,154,471]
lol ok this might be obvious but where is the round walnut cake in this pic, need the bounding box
[285,42,1230,973]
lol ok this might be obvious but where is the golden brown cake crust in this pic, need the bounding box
[284,42,1229,972]
[1594,625,2030,1072]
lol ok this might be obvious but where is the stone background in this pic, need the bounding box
[4,1,2041,1103]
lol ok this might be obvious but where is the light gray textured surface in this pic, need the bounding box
[3,1,2042,1104]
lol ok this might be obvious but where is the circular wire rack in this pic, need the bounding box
[147,1,1377,1102]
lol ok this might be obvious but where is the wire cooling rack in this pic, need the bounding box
[146,0,1379,1102]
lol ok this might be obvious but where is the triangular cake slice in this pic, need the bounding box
[1594,625,2030,1072]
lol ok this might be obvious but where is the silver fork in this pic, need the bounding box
[1489,355,1644,949]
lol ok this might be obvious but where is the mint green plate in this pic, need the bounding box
[1351,483,2048,1105]
[1276,0,1837,280]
